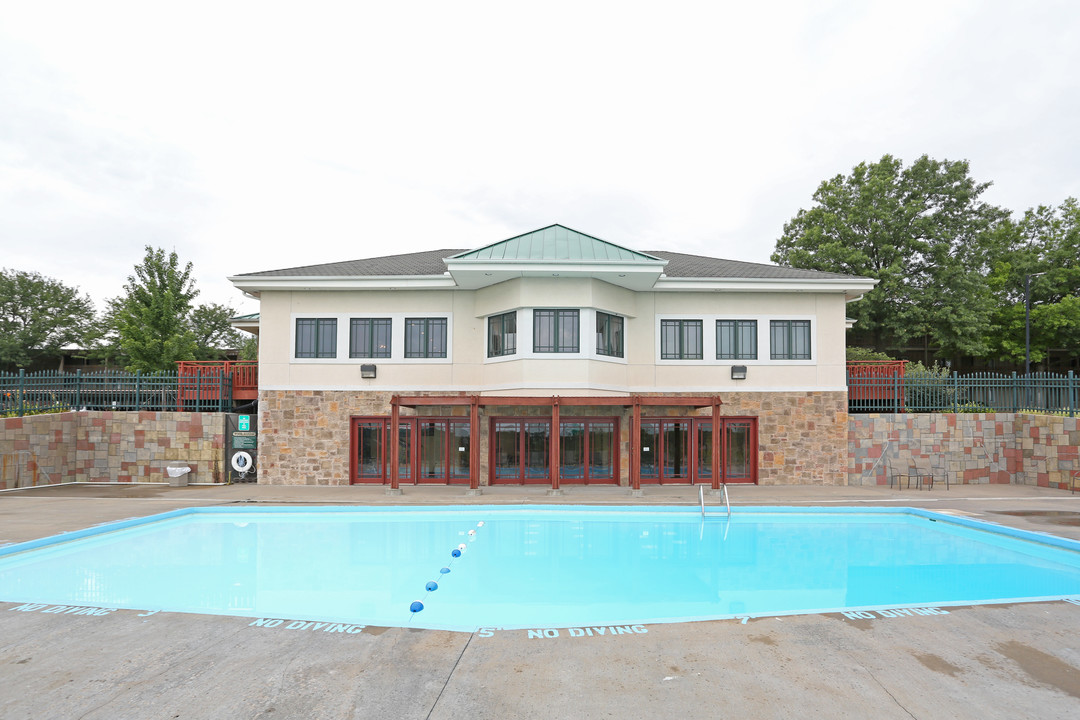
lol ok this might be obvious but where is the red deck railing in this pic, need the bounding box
[846,360,908,410]
[176,361,259,404]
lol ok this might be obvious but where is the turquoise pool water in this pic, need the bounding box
[2,506,1079,631]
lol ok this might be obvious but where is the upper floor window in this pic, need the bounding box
[405,318,447,358]
[716,320,757,360]
[660,319,703,360]
[350,318,392,358]
[488,311,517,357]
[596,312,624,358]
[770,320,811,360]
[534,309,579,353]
[295,318,337,358]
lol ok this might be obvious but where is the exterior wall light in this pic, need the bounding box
[731,365,747,380]
[361,364,377,379]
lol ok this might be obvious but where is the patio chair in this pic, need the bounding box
[889,455,923,490]
[1061,447,1080,494]
[911,455,944,491]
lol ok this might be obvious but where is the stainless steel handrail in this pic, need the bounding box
[700,483,731,519]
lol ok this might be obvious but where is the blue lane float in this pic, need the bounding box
[409,520,486,618]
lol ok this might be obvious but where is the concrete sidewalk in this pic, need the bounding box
[2,484,1080,719]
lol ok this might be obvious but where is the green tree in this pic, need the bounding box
[190,303,244,360]
[0,269,96,369]
[772,155,1007,359]
[111,247,199,372]
[237,334,259,361]
[986,199,1080,366]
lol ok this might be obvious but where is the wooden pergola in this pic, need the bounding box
[388,395,723,492]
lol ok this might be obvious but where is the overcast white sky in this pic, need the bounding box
[2,0,1078,316]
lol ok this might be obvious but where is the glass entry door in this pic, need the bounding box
[491,419,550,484]
[641,417,757,484]
[691,417,757,484]
[639,420,691,484]
[351,417,470,485]
[558,419,617,484]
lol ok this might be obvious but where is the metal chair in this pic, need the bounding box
[889,455,923,490]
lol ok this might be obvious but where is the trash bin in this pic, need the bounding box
[166,464,192,487]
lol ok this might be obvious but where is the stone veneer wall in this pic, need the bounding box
[257,389,849,486]
[0,411,227,488]
[848,413,1080,490]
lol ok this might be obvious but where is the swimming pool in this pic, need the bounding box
[2,506,1079,631]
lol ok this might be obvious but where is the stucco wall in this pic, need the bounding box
[256,279,849,393]
[848,413,1080,489]
[1,411,226,488]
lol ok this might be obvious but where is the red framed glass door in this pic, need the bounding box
[639,419,692,484]
[350,417,470,485]
[692,417,758,484]
[641,417,758,485]
[490,419,551,484]
[558,419,618,485]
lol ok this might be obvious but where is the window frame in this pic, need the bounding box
[659,319,703,360]
[533,309,580,354]
[716,319,758,360]
[295,317,337,359]
[595,311,624,358]
[349,317,392,359]
[770,319,812,360]
[404,317,448,359]
[487,311,518,358]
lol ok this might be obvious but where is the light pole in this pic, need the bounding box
[1025,272,1046,375]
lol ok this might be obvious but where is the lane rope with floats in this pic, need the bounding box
[408,520,485,618]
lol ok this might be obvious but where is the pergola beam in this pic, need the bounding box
[387,394,723,491]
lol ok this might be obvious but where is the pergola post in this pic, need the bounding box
[389,397,400,491]
[631,397,641,491]
[550,398,560,491]
[711,398,722,491]
[469,396,480,491]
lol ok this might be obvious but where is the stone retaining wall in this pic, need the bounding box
[848,413,1080,490]
[0,411,226,488]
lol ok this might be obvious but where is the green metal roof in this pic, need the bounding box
[450,224,664,263]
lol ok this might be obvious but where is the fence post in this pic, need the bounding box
[1069,370,1075,418]
[953,370,959,413]
[135,370,142,410]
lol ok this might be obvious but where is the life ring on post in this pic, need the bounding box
[231,451,253,473]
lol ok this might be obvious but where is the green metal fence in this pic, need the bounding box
[847,369,1077,415]
[0,369,234,416]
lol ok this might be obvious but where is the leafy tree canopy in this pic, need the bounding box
[985,199,1080,365]
[772,155,1007,359]
[190,303,245,361]
[111,247,200,372]
[0,268,96,369]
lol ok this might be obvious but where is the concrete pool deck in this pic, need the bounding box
[2,483,1079,719]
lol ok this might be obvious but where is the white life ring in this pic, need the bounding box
[231,451,253,473]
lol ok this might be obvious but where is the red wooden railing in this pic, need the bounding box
[176,361,259,404]
[846,360,908,410]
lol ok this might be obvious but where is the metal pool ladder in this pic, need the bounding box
[700,484,731,519]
